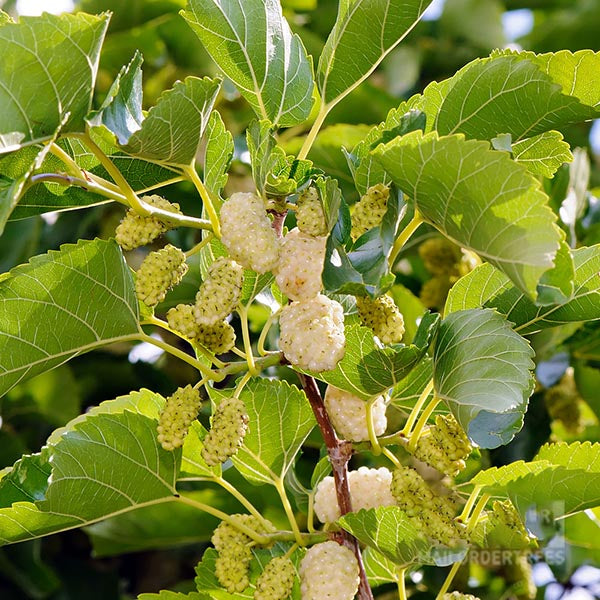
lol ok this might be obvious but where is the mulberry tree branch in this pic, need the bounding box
[298,373,374,600]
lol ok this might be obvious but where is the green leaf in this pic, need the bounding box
[317,0,433,106]
[203,110,233,205]
[373,131,564,301]
[338,507,465,567]
[363,547,399,587]
[307,313,439,400]
[313,175,342,234]
[0,12,109,153]
[445,245,600,334]
[87,51,144,145]
[512,131,573,178]
[433,309,535,449]
[472,442,600,518]
[422,50,600,141]
[182,0,314,126]
[121,76,221,166]
[180,421,222,479]
[0,239,140,398]
[222,379,315,486]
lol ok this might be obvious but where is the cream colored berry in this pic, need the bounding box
[194,257,244,326]
[157,385,201,451]
[442,593,481,600]
[135,244,188,307]
[275,228,326,301]
[350,183,389,241]
[220,192,280,273]
[314,467,396,523]
[254,556,295,600]
[279,295,345,372]
[202,397,249,466]
[115,195,182,250]
[356,294,404,345]
[167,303,198,339]
[296,187,327,236]
[195,320,236,355]
[323,386,387,442]
[300,541,359,600]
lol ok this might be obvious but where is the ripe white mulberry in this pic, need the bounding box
[299,541,359,600]
[202,397,249,466]
[194,257,244,326]
[135,244,188,307]
[356,294,404,344]
[254,556,295,600]
[157,385,201,451]
[296,187,327,236]
[278,295,345,372]
[323,386,387,442]
[167,303,198,339]
[115,195,182,250]
[275,228,326,301]
[350,183,389,241]
[220,192,280,273]
[314,467,396,523]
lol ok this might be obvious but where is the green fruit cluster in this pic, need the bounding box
[157,385,201,451]
[544,371,583,434]
[254,556,295,600]
[202,396,249,466]
[350,183,389,241]
[356,294,405,345]
[296,187,327,236]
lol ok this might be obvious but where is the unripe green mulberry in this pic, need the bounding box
[135,244,188,307]
[157,385,201,451]
[275,228,326,301]
[420,275,454,310]
[356,294,404,344]
[212,514,267,552]
[479,500,531,549]
[350,183,389,241]
[202,396,249,466]
[296,187,327,236]
[195,320,236,355]
[390,466,434,516]
[167,303,198,339]
[299,541,359,600]
[254,556,295,600]
[442,593,481,600]
[419,237,462,276]
[544,371,583,434]
[505,553,536,600]
[194,257,244,326]
[115,195,182,250]
[215,544,253,593]
[220,192,280,273]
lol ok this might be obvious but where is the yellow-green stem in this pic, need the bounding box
[436,561,463,600]
[407,396,442,452]
[48,143,86,178]
[389,212,424,266]
[183,164,221,237]
[238,305,258,375]
[306,494,316,534]
[214,476,272,530]
[297,104,329,161]
[366,397,382,455]
[397,567,407,600]
[185,234,213,259]
[275,479,305,546]
[176,495,269,544]
[257,309,280,356]
[138,333,218,380]
[466,493,490,535]
[230,346,248,359]
[382,447,402,469]
[458,486,482,522]
[402,379,434,437]
[283,543,299,560]
[233,371,252,398]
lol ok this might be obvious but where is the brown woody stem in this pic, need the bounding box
[298,374,374,600]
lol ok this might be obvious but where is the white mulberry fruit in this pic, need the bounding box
[115,195,182,250]
[202,397,249,466]
[196,320,236,355]
[254,556,295,600]
[299,541,359,600]
[279,295,345,372]
[157,385,201,451]
[350,183,389,241]
[296,187,327,236]
[135,244,188,307]
[194,257,244,326]
[275,228,326,301]
[167,303,198,339]
[356,294,404,344]
[314,467,396,523]
[220,192,279,273]
[323,386,387,442]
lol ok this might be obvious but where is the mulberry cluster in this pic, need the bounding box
[167,303,236,354]
[278,294,345,372]
[473,500,531,550]
[391,466,464,547]
[544,371,583,434]
[254,556,295,600]
[323,386,387,442]
[157,385,201,451]
[296,187,327,236]
[115,195,182,250]
[412,414,472,476]
[194,257,244,325]
[442,593,481,600]
[505,553,536,600]
[314,467,396,523]
[212,515,269,593]
[356,294,405,345]
[201,396,249,466]
[135,244,188,307]
[275,228,327,300]
[350,183,389,241]
[299,541,359,600]
[220,192,280,273]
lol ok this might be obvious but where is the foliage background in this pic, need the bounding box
[0,0,599,598]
